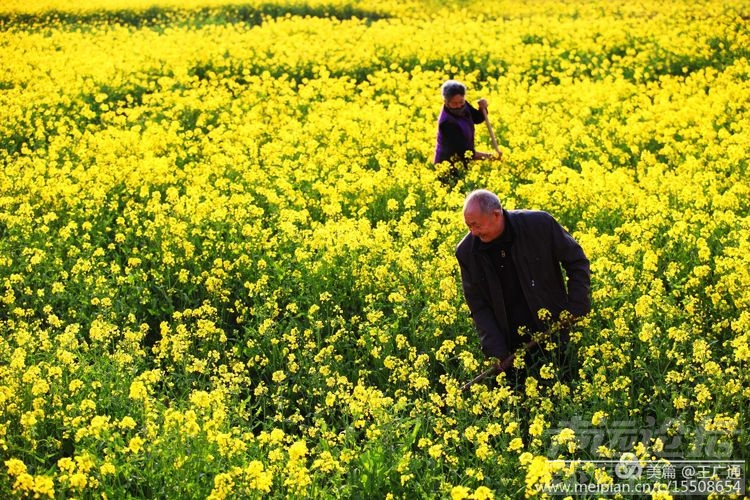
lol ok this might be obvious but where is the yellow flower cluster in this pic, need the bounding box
[1,0,748,497]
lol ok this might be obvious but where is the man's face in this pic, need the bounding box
[463,203,503,242]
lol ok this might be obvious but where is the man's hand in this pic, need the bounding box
[492,357,503,371]
[558,311,582,329]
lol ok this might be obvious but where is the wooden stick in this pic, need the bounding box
[460,328,556,392]
[481,107,502,158]
[460,343,533,392]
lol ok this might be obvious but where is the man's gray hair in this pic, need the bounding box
[464,189,502,213]
[441,79,466,100]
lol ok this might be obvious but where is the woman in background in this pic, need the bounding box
[433,79,501,168]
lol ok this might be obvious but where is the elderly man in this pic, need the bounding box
[456,189,591,383]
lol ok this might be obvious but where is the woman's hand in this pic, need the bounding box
[474,151,502,161]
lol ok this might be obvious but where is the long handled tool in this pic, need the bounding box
[481,107,503,159]
[460,328,555,392]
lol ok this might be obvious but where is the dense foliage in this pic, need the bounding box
[1,0,748,497]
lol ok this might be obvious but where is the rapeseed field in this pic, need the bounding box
[1,0,748,497]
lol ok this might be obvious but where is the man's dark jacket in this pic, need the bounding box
[455,209,591,360]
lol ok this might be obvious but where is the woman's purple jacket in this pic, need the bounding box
[433,102,485,164]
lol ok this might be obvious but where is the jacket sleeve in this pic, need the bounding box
[456,248,510,359]
[549,216,591,317]
[468,103,485,124]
